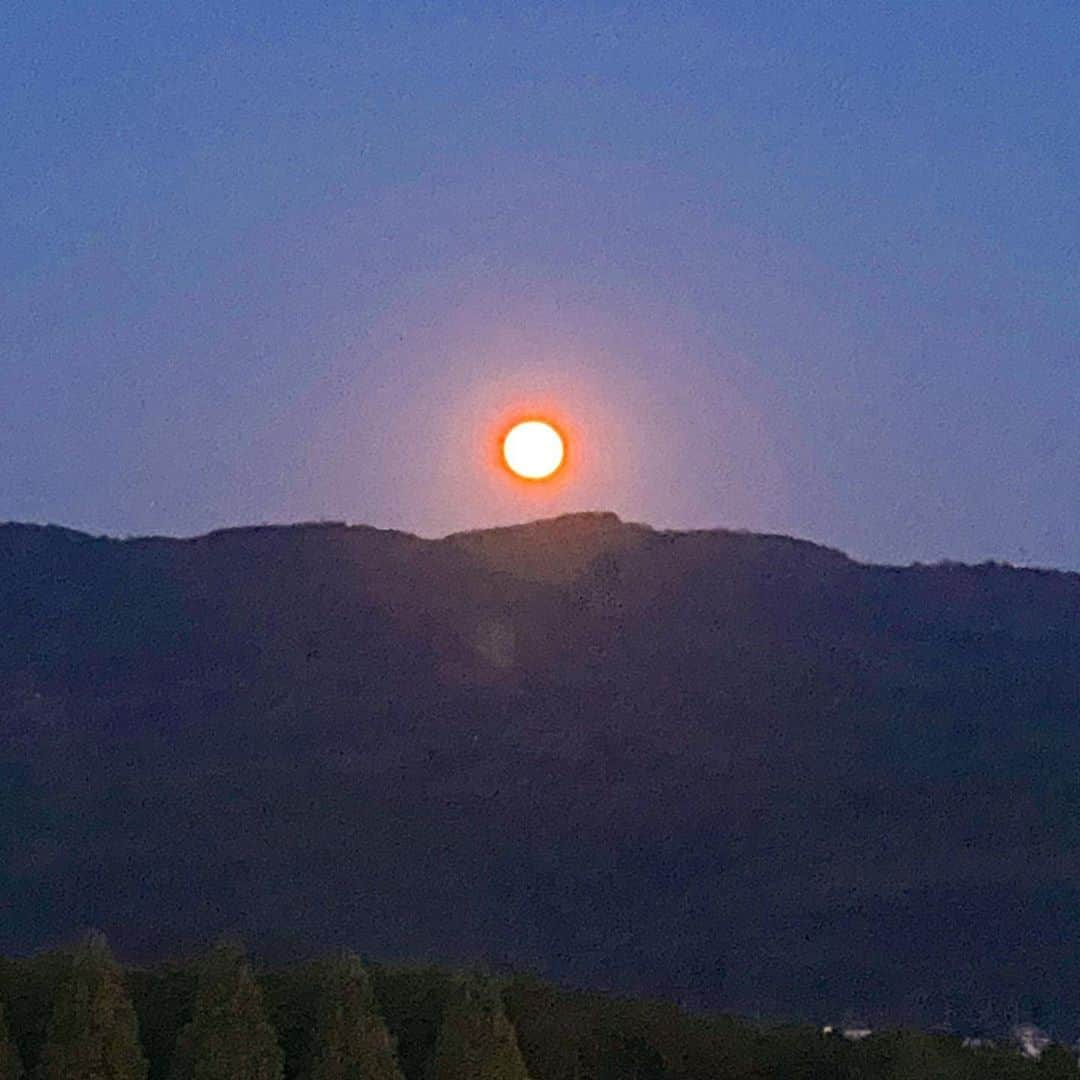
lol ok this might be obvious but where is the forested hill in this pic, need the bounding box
[1,515,1078,1030]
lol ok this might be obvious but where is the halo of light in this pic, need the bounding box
[502,419,566,480]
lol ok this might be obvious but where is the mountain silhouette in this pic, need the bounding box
[1,514,1078,1031]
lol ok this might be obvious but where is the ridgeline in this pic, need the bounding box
[1,515,1078,1029]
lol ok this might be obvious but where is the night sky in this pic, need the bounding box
[3,3,1077,568]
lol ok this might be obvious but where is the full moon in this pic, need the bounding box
[502,419,566,480]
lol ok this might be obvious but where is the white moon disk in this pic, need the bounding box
[502,420,565,480]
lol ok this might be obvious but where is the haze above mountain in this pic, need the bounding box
[1,513,1078,1031]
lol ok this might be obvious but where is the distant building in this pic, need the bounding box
[1013,1024,1051,1059]
[822,1022,872,1041]
[842,1024,873,1041]
[820,1015,872,1041]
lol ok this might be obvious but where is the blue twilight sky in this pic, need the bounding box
[2,2,1078,568]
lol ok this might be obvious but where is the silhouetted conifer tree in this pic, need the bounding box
[427,974,530,1080]
[302,954,403,1080]
[595,1034,666,1080]
[169,942,283,1080]
[39,931,148,1080]
[0,1002,23,1080]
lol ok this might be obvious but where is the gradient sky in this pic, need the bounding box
[3,2,1078,568]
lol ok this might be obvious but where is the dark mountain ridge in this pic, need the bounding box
[1,514,1078,1032]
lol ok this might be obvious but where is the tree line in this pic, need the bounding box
[0,932,1076,1080]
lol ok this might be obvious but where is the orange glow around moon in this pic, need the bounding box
[501,419,566,481]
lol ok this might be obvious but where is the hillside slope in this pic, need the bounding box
[1,514,1078,1029]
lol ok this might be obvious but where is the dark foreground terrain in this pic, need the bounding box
[1,514,1078,1029]
[1,936,1074,1080]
